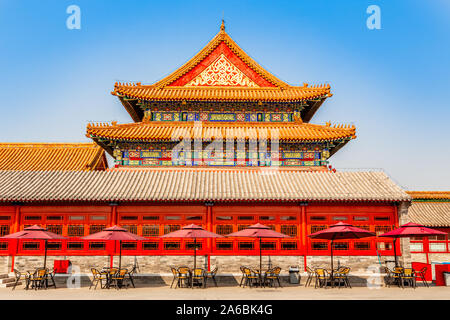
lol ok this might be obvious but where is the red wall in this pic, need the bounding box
[0,202,399,257]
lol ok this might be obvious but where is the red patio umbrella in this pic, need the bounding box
[161,224,223,270]
[1,225,66,269]
[308,222,375,278]
[82,225,146,270]
[226,223,290,275]
[379,222,447,267]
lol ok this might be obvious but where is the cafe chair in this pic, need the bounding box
[204,266,218,287]
[177,266,191,288]
[12,269,31,290]
[265,267,282,288]
[90,268,107,290]
[29,268,47,290]
[305,266,314,287]
[414,266,429,287]
[314,268,329,289]
[110,268,128,289]
[333,267,351,288]
[401,268,416,289]
[191,268,205,288]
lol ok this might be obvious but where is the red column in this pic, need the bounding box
[393,205,400,258]
[109,203,118,226]
[205,202,213,271]
[301,204,308,271]
[12,203,21,233]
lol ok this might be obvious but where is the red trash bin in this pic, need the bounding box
[53,260,71,274]
[434,264,450,286]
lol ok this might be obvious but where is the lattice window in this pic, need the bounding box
[67,242,83,250]
[237,225,250,231]
[22,242,40,250]
[0,225,10,237]
[375,225,392,236]
[122,225,138,234]
[89,242,105,250]
[121,242,137,250]
[280,225,297,237]
[311,242,328,250]
[216,224,233,235]
[281,242,297,250]
[164,242,180,250]
[46,225,63,235]
[238,242,254,250]
[310,225,328,234]
[261,242,276,250]
[164,225,180,234]
[186,242,202,250]
[332,242,348,250]
[354,241,371,250]
[46,242,61,250]
[121,216,138,221]
[376,242,392,250]
[24,216,41,221]
[89,224,106,235]
[0,242,7,250]
[216,241,233,250]
[355,225,371,231]
[143,242,159,250]
[142,225,159,237]
[67,225,84,237]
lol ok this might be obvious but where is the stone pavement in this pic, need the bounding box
[0,285,448,300]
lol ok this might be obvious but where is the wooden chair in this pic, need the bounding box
[305,266,314,287]
[191,268,205,288]
[12,269,31,290]
[314,268,329,289]
[204,266,218,288]
[393,267,404,288]
[126,266,136,288]
[414,266,429,287]
[29,268,47,290]
[401,268,416,289]
[239,266,247,287]
[242,267,259,288]
[265,267,282,288]
[177,266,191,288]
[333,267,351,288]
[170,267,180,289]
[109,268,128,289]
[90,268,107,290]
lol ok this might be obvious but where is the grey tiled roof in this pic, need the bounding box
[0,169,411,203]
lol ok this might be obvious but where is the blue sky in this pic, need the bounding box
[0,0,449,190]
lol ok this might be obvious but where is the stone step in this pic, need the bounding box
[0,277,17,284]
[0,281,21,288]
[0,274,9,279]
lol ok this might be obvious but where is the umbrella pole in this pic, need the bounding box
[119,240,122,270]
[393,238,398,267]
[44,239,48,269]
[259,237,262,275]
[194,238,197,270]
[330,239,334,280]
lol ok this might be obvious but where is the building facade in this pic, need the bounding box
[0,23,447,274]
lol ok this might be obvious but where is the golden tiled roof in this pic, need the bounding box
[113,83,332,102]
[111,26,332,102]
[0,169,410,202]
[0,143,107,171]
[87,121,356,142]
[407,191,450,200]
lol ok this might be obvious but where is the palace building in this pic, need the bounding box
[0,22,447,274]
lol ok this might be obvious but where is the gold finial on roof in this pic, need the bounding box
[220,19,225,31]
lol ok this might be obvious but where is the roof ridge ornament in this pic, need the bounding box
[220,19,225,32]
